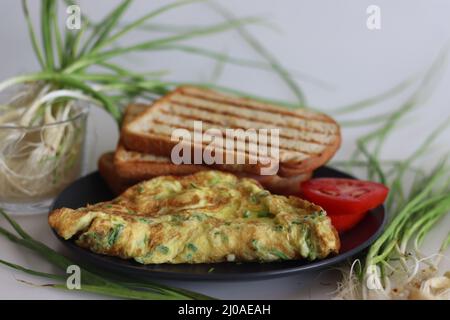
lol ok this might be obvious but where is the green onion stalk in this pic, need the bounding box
[2,0,308,123]
[332,50,450,300]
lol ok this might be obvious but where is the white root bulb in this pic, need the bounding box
[334,252,450,300]
[411,275,450,299]
[0,85,95,199]
[408,271,450,300]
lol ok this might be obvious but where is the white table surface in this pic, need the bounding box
[0,0,449,299]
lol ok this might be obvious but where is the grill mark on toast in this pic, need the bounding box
[151,118,319,157]
[148,119,313,162]
[156,106,334,147]
[167,97,337,135]
[151,112,326,156]
[177,87,332,123]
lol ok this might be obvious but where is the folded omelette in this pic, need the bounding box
[49,171,340,264]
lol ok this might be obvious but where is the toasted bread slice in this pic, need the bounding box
[122,86,341,177]
[114,104,312,194]
[113,148,311,195]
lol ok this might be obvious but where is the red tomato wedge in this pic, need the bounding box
[300,178,389,233]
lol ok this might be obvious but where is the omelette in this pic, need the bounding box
[49,171,340,264]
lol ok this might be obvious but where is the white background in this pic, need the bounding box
[0,0,449,299]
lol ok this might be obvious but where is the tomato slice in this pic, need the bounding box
[300,178,389,233]
[325,210,368,232]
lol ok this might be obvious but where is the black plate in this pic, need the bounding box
[50,167,386,281]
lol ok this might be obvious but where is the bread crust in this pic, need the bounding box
[114,143,208,179]
[98,152,138,194]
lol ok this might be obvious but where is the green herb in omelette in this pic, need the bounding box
[156,245,169,255]
[257,211,274,218]
[271,249,289,260]
[273,225,283,232]
[187,243,198,252]
[107,224,124,247]
[190,182,199,189]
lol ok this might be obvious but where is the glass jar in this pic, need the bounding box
[0,102,88,214]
